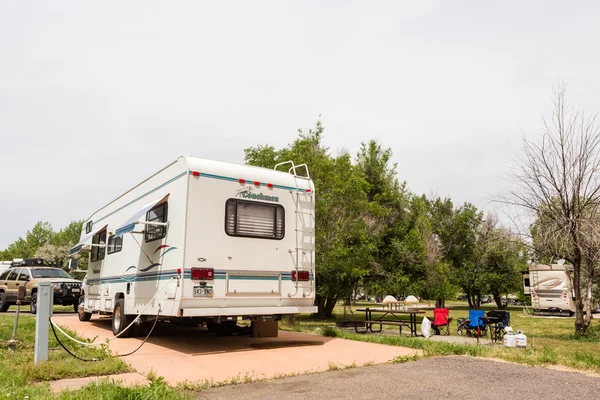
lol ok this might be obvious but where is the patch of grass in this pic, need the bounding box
[0,314,186,399]
[178,372,259,391]
[537,346,559,365]
[392,354,421,364]
[322,326,339,337]
[0,315,129,382]
[60,376,187,400]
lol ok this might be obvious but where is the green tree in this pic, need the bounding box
[429,198,483,308]
[476,216,527,309]
[3,221,55,259]
[51,220,84,246]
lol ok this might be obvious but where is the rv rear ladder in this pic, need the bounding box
[274,161,315,298]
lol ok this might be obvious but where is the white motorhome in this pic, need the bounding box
[523,263,575,316]
[71,157,316,337]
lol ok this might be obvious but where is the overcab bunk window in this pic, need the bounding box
[145,202,168,242]
[225,199,284,239]
[107,235,123,254]
[90,229,107,262]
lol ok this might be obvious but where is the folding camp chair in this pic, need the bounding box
[431,308,452,335]
[486,310,510,342]
[457,309,487,338]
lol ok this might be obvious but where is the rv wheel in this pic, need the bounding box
[112,298,133,338]
[78,298,92,322]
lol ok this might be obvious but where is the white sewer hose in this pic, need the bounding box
[49,276,177,346]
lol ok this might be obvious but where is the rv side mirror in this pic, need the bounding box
[68,258,78,271]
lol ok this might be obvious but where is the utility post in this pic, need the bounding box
[7,286,26,351]
[34,282,53,364]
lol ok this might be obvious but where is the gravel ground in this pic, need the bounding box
[197,356,600,400]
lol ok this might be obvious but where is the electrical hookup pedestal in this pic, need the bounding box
[34,282,53,364]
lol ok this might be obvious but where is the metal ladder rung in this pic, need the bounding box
[295,210,314,215]
[294,248,314,252]
[295,228,314,233]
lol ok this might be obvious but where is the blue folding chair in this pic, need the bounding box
[464,309,487,337]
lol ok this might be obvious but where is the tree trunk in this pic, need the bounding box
[467,290,473,309]
[572,251,588,333]
[469,291,481,309]
[344,292,351,306]
[583,259,596,329]
[493,292,505,309]
[323,296,337,317]
[315,294,326,317]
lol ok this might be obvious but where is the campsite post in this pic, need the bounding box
[34,282,53,364]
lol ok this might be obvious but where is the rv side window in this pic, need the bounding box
[523,278,530,287]
[91,230,107,262]
[145,202,168,242]
[85,221,93,234]
[225,199,284,239]
[107,235,123,254]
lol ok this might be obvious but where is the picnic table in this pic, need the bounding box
[355,307,426,337]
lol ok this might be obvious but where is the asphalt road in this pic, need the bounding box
[197,356,600,400]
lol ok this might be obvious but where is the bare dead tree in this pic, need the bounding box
[506,84,600,333]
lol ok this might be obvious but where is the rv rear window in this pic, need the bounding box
[107,235,123,254]
[91,230,107,262]
[145,202,168,242]
[225,199,284,240]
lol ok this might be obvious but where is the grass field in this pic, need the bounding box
[281,301,600,374]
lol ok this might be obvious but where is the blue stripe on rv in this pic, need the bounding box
[87,270,306,284]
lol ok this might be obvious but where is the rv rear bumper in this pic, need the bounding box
[180,306,317,317]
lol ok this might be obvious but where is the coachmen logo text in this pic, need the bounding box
[235,187,279,202]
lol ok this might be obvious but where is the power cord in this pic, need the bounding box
[49,277,176,347]
[49,306,162,362]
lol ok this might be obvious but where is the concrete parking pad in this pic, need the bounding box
[51,314,417,385]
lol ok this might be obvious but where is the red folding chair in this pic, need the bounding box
[432,308,452,335]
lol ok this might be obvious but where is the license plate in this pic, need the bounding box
[193,286,213,297]
[71,288,80,293]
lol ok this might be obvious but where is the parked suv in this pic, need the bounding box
[0,258,82,314]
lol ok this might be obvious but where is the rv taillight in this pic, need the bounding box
[267,183,273,188]
[291,270,309,281]
[191,268,214,280]
[239,178,245,184]
[192,171,200,177]
[305,189,312,193]
[254,181,261,186]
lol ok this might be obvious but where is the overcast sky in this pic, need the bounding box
[1,1,600,249]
